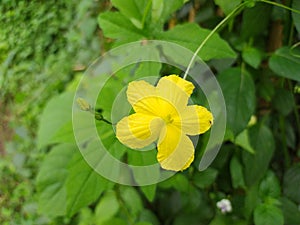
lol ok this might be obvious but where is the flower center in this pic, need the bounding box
[164,114,174,124]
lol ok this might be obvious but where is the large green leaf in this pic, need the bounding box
[158,23,237,61]
[37,92,74,148]
[36,143,76,217]
[292,0,300,34]
[98,12,145,41]
[242,124,275,186]
[283,164,300,204]
[254,203,284,225]
[111,0,149,29]
[218,68,255,136]
[269,47,300,82]
[65,140,113,217]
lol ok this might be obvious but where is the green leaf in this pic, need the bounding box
[241,3,272,39]
[281,197,300,225]
[242,124,275,186]
[98,12,144,41]
[242,47,263,69]
[120,186,143,218]
[193,168,218,189]
[37,92,74,148]
[259,171,281,199]
[102,218,127,225]
[242,124,275,185]
[159,0,185,22]
[218,68,255,136]
[269,47,300,82]
[230,156,245,189]
[66,141,112,217]
[215,0,242,15]
[139,210,160,225]
[283,164,300,204]
[244,183,260,220]
[235,129,255,154]
[272,88,295,116]
[134,222,153,225]
[36,143,76,217]
[95,191,120,224]
[292,0,300,34]
[140,184,157,202]
[111,0,148,29]
[158,23,237,61]
[254,204,284,225]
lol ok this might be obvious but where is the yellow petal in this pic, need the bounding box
[116,113,164,149]
[156,75,194,112]
[159,75,194,96]
[175,105,213,135]
[157,124,195,171]
[126,80,157,112]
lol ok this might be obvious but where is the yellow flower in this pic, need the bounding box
[116,75,213,171]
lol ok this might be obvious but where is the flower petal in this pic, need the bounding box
[116,113,164,149]
[175,105,213,135]
[161,75,195,95]
[126,80,157,113]
[156,75,194,111]
[157,124,195,171]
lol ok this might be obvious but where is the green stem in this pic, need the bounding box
[258,0,300,14]
[183,2,247,79]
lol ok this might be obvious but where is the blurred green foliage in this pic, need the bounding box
[1,0,300,225]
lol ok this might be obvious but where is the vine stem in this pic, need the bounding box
[183,2,247,80]
[183,0,300,80]
[258,0,300,15]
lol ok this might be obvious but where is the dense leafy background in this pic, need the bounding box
[1,0,300,224]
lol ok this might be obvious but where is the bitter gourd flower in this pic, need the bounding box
[116,75,213,171]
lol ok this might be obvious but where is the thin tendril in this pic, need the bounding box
[183,0,300,80]
[258,0,300,15]
[183,3,247,80]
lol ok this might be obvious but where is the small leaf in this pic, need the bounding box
[254,204,284,225]
[269,47,300,82]
[242,124,275,186]
[193,168,218,189]
[259,171,281,199]
[235,129,255,154]
[272,88,295,116]
[120,186,143,218]
[140,184,157,202]
[242,47,263,69]
[283,164,300,204]
[95,191,120,224]
[281,197,300,225]
[230,156,246,189]
[215,0,242,15]
[218,68,255,136]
